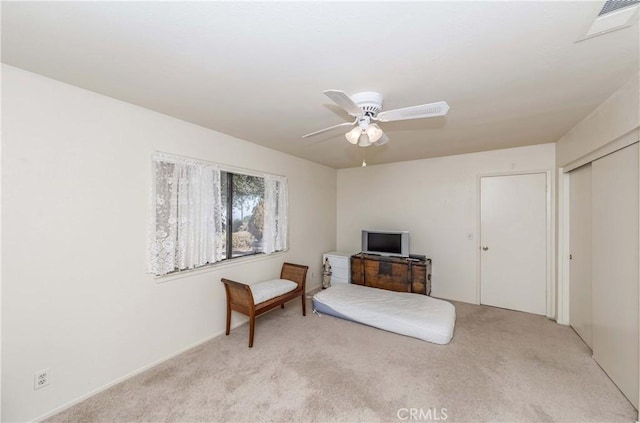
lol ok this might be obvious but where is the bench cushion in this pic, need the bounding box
[250,279,298,304]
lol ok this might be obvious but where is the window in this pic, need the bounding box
[149,153,288,276]
[221,171,265,259]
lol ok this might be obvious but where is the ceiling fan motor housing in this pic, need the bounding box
[350,91,384,117]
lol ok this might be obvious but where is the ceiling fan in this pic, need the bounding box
[303,90,450,147]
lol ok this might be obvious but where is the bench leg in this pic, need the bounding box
[248,312,256,348]
[301,293,306,316]
[225,302,231,336]
[281,303,284,309]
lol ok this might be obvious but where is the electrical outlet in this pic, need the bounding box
[34,369,50,390]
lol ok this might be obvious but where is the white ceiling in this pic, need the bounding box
[2,1,639,169]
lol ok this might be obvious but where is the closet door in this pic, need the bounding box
[569,163,592,348]
[592,142,639,408]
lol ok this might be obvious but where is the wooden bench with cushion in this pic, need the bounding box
[221,262,308,348]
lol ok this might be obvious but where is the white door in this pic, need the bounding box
[480,173,547,315]
[591,143,639,409]
[569,163,593,348]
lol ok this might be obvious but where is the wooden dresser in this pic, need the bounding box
[350,253,431,295]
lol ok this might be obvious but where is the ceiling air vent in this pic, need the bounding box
[577,0,639,41]
[599,0,640,16]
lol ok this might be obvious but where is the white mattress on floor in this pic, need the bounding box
[313,283,456,344]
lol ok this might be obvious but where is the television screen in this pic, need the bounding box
[362,230,409,257]
[367,232,402,254]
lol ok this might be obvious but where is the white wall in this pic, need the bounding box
[336,144,555,304]
[1,65,337,422]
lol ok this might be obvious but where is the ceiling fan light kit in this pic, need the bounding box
[374,132,390,146]
[358,134,372,147]
[366,123,383,143]
[345,126,361,144]
[303,89,450,151]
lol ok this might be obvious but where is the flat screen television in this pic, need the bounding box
[362,230,409,257]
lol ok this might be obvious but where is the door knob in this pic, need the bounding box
[482,246,489,251]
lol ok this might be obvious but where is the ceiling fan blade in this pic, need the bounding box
[324,90,363,117]
[302,120,356,138]
[372,132,390,146]
[376,101,450,122]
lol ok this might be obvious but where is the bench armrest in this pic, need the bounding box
[281,262,309,291]
[221,278,255,309]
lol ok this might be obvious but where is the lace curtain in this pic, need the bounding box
[149,154,223,276]
[263,175,288,254]
[149,153,288,276]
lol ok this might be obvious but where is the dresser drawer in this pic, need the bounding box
[327,255,349,270]
[331,266,349,280]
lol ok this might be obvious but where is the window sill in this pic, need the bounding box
[153,249,288,284]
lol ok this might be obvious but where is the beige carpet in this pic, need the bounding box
[48,298,637,422]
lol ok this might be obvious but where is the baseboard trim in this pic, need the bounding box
[31,322,246,422]
[306,282,321,293]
